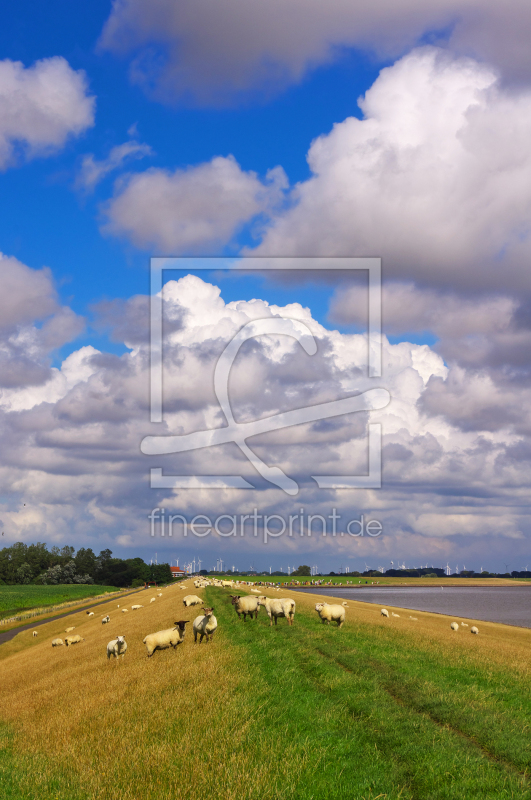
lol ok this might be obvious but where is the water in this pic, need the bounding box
[293,585,531,628]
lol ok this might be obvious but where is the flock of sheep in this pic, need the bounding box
[380,607,479,633]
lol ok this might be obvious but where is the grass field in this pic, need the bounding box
[0,582,529,799]
[0,584,120,619]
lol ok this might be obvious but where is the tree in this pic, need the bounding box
[15,563,33,584]
[292,565,311,576]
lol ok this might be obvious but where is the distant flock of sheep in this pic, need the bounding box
[39,580,480,659]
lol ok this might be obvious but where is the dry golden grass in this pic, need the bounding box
[0,583,309,800]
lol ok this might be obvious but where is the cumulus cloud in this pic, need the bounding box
[1,270,529,569]
[103,156,287,252]
[0,57,95,169]
[255,48,531,297]
[76,139,153,192]
[98,0,531,104]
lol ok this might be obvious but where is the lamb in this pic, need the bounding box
[51,638,64,647]
[32,631,38,637]
[143,621,189,657]
[65,634,85,646]
[101,615,110,624]
[107,635,128,660]
[257,596,296,626]
[193,607,218,643]
[182,595,203,607]
[450,622,459,631]
[471,626,479,635]
[230,595,260,621]
[131,604,143,610]
[381,609,389,618]
[65,626,75,633]
[314,603,345,628]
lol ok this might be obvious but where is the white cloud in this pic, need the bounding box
[98,0,531,104]
[103,156,287,252]
[254,48,531,296]
[76,139,153,192]
[0,57,95,169]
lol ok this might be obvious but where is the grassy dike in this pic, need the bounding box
[0,583,529,799]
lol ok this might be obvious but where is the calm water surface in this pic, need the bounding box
[294,586,531,628]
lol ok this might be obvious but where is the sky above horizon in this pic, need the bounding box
[1,1,531,573]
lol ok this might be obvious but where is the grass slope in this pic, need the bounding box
[0,583,529,799]
[0,585,119,618]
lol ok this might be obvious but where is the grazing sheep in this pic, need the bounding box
[131,604,143,610]
[65,634,85,646]
[193,607,218,643]
[32,631,38,637]
[461,622,468,627]
[381,609,389,618]
[88,612,94,617]
[51,638,64,647]
[450,622,459,631]
[107,635,128,660]
[257,596,296,626]
[143,621,189,657]
[471,626,479,635]
[150,598,156,603]
[391,612,400,618]
[65,626,75,633]
[230,595,260,621]
[182,595,203,607]
[121,608,128,613]
[101,615,110,624]
[314,603,345,628]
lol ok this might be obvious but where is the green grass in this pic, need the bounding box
[201,587,531,799]
[0,584,119,618]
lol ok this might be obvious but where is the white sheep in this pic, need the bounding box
[182,595,203,607]
[257,596,296,626]
[32,631,38,637]
[230,595,260,621]
[150,598,156,603]
[461,622,468,627]
[107,635,128,660]
[51,638,64,647]
[391,612,400,618]
[88,612,94,617]
[157,593,162,597]
[121,608,128,613]
[65,626,76,633]
[101,615,110,624]
[450,622,459,631]
[409,616,418,621]
[314,603,345,628]
[65,634,85,646]
[342,602,348,607]
[131,604,143,610]
[471,626,479,635]
[251,588,260,593]
[193,607,217,643]
[381,609,389,618]
[143,621,189,657]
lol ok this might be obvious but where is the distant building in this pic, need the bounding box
[170,566,186,577]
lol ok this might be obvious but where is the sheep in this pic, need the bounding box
[150,598,156,603]
[450,622,459,631]
[381,609,389,618]
[251,588,260,593]
[460,622,469,627]
[193,607,218,643]
[143,621,189,657]
[107,635,128,660]
[51,638,64,647]
[314,603,345,628]
[121,608,128,613]
[471,626,479,635]
[157,593,162,597]
[342,602,348,607]
[182,595,203,607]
[230,595,260,621]
[117,604,120,608]
[257,596,296,626]
[391,612,400,618]
[88,612,94,617]
[65,635,85,646]
[65,626,76,633]
[409,616,418,621]
[101,615,110,624]
[32,631,38,637]
[131,604,143,610]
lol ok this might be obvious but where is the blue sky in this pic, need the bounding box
[1,1,531,573]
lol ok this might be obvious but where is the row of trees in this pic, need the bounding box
[0,542,172,587]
